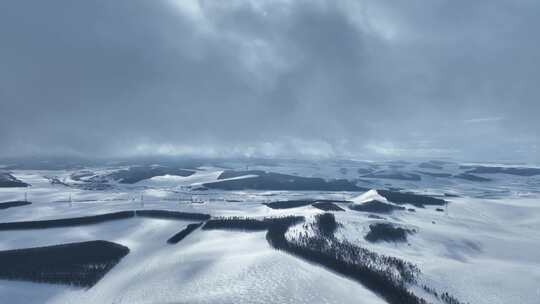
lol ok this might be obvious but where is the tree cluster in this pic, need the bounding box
[0,240,129,288]
[167,222,203,244]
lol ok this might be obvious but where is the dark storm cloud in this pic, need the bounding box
[0,0,539,162]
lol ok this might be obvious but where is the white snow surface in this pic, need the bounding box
[0,161,539,304]
[0,214,385,304]
[351,189,389,205]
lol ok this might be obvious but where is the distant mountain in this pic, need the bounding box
[71,165,195,186]
[363,171,422,181]
[416,171,452,178]
[454,173,492,182]
[205,170,366,191]
[107,166,195,184]
[0,172,29,188]
[464,166,540,176]
[418,162,443,170]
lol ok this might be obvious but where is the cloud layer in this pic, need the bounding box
[1,0,539,162]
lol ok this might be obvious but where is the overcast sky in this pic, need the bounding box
[0,0,538,162]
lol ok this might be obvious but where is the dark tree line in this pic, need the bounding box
[364,223,416,243]
[349,200,405,213]
[135,210,210,221]
[167,222,204,244]
[0,210,211,231]
[0,240,129,288]
[0,211,135,230]
[265,199,351,210]
[377,190,447,207]
[202,216,304,231]
[312,202,345,211]
[264,200,315,209]
[0,200,32,210]
[203,216,268,231]
[314,213,339,236]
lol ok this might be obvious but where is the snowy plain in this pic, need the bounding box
[0,160,539,304]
